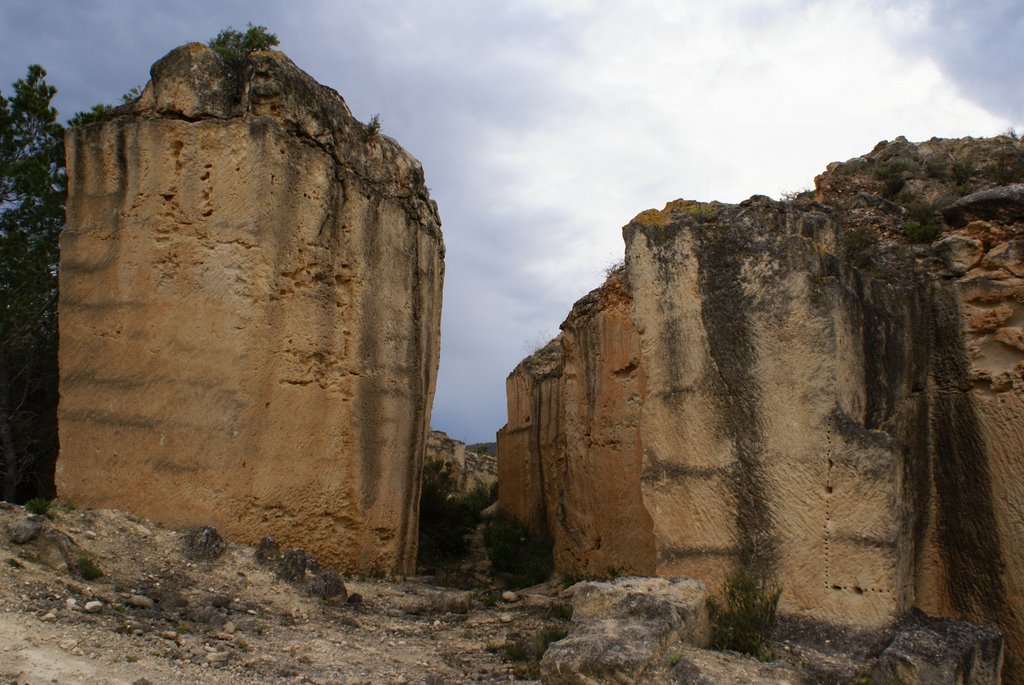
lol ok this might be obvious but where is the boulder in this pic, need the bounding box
[872,611,1004,685]
[7,516,44,544]
[540,577,709,684]
[183,526,226,560]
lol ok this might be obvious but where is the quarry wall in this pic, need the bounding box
[497,137,1024,679]
[57,43,444,574]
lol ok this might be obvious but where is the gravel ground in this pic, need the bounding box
[0,502,571,685]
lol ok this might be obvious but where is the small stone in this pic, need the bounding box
[499,612,513,623]
[306,568,347,601]
[84,531,97,539]
[209,594,231,608]
[206,651,228,663]
[126,594,155,609]
[183,526,226,560]
[41,611,57,621]
[59,639,78,650]
[276,548,308,582]
[160,631,178,640]
[84,600,103,613]
[223,621,235,634]
[66,598,79,610]
[501,591,518,603]
[436,593,470,614]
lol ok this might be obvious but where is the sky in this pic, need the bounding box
[2,0,1022,442]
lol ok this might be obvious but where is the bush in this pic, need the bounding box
[951,159,976,187]
[483,515,553,588]
[871,159,914,199]
[486,626,568,679]
[709,569,781,660]
[24,497,51,517]
[903,200,942,243]
[209,23,279,70]
[77,552,103,580]
[417,461,494,566]
[843,226,877,268]
[366,114,382,138]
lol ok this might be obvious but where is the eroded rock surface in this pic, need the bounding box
[540,576,709,685]
[57,43,444,574]
[425,430,496,493]
[498,135,1024,680]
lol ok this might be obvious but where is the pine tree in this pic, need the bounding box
[0,65,64,502]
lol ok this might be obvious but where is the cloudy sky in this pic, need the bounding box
[2,0,1021,442]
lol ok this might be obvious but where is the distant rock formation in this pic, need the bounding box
[497,135,1024,681]
[57,43,444,574]
[425,430,496,493]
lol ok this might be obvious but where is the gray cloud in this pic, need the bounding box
[912,0,1024,123]
[2,0,1017,443]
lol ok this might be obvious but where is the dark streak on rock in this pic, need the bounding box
[693,213,777,576]
[929,283,1008,628]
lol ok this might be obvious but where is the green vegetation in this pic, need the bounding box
[66,86,143,127]
[486,627,568,679]
[366,113,382,138]
[843,226,878,268]
[1,65,63,503]
[903,200,942,243]
[467,442,497,455]
[871,159,913,199]
[76,551,103,580]
[950,159,976,187]
[209,23,279,70]
[484,515,553,588]
[24,496,51,516]
[708,569,781,660]
[417,460,494,566]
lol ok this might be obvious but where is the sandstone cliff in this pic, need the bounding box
[424,430,496,493]
[496,135,1024,679]
[57,44,444,574]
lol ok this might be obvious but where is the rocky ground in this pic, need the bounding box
[1,501,1005,684]
[0,502,570,685]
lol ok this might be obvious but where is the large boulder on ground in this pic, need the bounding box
[540,576,709,684]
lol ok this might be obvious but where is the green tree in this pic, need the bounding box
[209,23,279,69]
[0,65,64,502]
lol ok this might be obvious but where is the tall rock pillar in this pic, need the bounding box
[57,44,444,573]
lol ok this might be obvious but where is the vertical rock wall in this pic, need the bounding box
[623,198,930,627]
[497,272,655,576]
[497,138,1024,678]
[57,44,444,574]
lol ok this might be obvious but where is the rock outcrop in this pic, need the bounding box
[541,576,710,684]
[57,43,444,574]
[497,135,1024,679]
[425,430,496,493]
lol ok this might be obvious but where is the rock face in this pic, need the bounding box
[498,136,1024,680]
[496,272,655,576]
[57,44,444,574]
[424,430,496,493]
